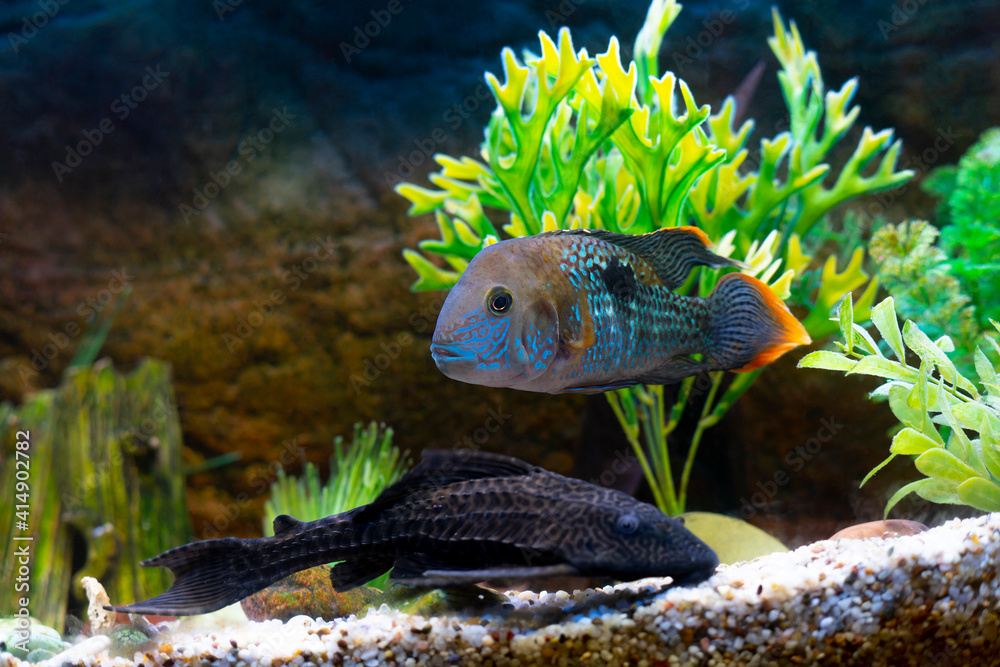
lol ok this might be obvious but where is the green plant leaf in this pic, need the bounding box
[902,320,978,397]
[949,402,1000,434]
[890,427,942,455]
[797,350,857,372]
[886,384,939,443]
[402,249,460,291]
[975,346,998,390]
[913,447,981,484]
[801,249,873,339]
[395,183,449,215]
[632,0,682,106]
[885,478,959,517]
[956,477,1000,512]
[871,297,906,363]
[935,378,973,461]
[860,452,895,487]
[838,292,854,352]
[846,355,919,382]
[795,127,914,235]
[912,478,962,504]
[980,414,1000,481]
[851,323,882,356]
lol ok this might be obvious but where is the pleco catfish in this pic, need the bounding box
[431,227,811,394]
[106,450,718,616]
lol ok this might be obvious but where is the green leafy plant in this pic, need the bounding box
[870,220,979,362]
[799,294,1000,515]
[869,128,1000,378]
[919,127,1000,329]
[397,0,912,515]
[263,422,410,589]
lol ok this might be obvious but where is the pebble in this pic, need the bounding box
[5,515,998,667]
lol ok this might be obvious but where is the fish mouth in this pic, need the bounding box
[430,342,479,369]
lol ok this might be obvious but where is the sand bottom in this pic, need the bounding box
[6,513,1000,667]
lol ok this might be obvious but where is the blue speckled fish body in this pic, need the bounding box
[431,227,810,394]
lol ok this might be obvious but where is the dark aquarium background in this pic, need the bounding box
[1,0,998,549]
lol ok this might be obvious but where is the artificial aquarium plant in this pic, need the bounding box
[869,127,1000,373]
[869,220,979,370]
[263,421,409,589]
[922,125,1000,325]
[397,0,912,515]
[799,294,1000,515]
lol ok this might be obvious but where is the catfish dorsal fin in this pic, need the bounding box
[545,227,742,289]
[272,514,302,536]
[357,450,537,519]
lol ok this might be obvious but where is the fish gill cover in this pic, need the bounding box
[395,0,914,515]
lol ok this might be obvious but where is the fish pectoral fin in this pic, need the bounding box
[564,378,641,393]
[390,563,581,586]
[386,555,438,581]
[632,358,715,386]
[563,360,711,393]
[329,557,395,592]
[422,564,581,580]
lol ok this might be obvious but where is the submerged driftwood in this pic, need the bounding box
[0,359,189,630]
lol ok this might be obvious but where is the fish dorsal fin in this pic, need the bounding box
[356,451,538,520]
[545,227,741,289]
[272,514,302,536]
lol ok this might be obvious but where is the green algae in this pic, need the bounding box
[240,566,381,622]
[0,360,190,631]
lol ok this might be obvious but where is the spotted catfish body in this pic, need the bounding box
[105,450,717,616]
[431,227,811,394]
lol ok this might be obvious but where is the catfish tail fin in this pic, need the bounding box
[708,273,811,372]
[105,515,339,616]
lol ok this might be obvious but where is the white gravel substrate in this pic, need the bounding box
[6,513,1000,667]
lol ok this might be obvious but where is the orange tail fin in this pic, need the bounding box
[708,273,811,372]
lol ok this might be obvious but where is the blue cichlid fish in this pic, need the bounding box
[105,450,717,616]
[431,227,811,394]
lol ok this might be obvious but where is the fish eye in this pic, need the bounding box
[486,287,513,316]
[616,513,640,535]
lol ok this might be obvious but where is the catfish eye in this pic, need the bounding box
[486,287,513,316]
[616,513,639,535]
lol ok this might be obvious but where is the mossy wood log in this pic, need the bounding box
[0,359,190,630]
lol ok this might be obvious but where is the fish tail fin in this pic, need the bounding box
[708,273,811,372]
[105,515,342,616]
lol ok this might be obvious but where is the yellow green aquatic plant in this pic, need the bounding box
[869,128,1000,379]
[869,220,979,363]
[922,127,1000,331]
[397,0,912,514]
[918,127,1000,328]
[263,422,410,589]
[799,294,1000,515]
